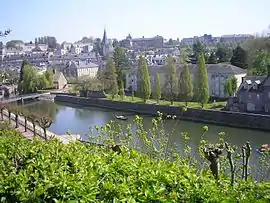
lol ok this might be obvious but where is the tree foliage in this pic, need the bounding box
[165,55,178,105]
[137,56,151,103]
[178,63,193,105]
[0,125,269,202]
[119,80,125,100]
[225,78,233,96]
[230,45,248,69]
[113,47,129,87]
[231,76,238,96]
[216,42,233,63]
[207,52,217,64]
[18,63,53,94]
[248,51,270,76]
[106,57,118,99]
[6,40,24,48]
[154,73,161,103]
[0,29,11,37]
[194,55,209,108]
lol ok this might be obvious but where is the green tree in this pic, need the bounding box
[44,71,53,87]
[112,39,119,48]
[6,40,24,48]
[137,56,151,103]
[18,60,30,90]
[216,43,232,63]
[154,73,161,104]
[106,58,118,99]
[207,52,217,64]
[18,65,39,94]
[188,40,205,64]
[119,80,125,100]
[165,55,178,105]
[225,78,233,96]
[230,45,248,69]
[113,47,128,87]
[231,76,238,96]
[36,74,48,90]
[178,63,193,106]
[194,55,209,108]
[248,51,270,76]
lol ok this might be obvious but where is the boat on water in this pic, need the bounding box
[115,115,128,121]
[256,144,270,154]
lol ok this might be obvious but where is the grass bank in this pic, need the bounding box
[104,94,226,110]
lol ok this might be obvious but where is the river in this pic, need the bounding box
[26,100,270,178]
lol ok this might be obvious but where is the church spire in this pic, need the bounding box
[102,28,108,44]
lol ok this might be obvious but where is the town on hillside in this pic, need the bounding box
[1,25,270,114]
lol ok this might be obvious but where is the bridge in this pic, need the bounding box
[0,93,50,104]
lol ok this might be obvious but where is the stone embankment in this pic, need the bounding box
[54,94,270,132]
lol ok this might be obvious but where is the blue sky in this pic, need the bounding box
[1,0,269,43]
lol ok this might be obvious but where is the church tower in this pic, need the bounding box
[101,29,113,58]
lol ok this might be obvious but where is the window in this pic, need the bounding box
[257,94,260,100]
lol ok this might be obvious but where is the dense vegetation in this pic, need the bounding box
[18,60,54,94]
[0,113,269,202]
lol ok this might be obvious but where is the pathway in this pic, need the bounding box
[1,110,81,144]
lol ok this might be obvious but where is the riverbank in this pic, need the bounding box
[54,94,270,132]
[103,95,226,110]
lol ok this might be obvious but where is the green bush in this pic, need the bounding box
[0,129,269,202]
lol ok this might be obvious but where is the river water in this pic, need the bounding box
[26,100,270,178]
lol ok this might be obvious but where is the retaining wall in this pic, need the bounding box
[54,95,270,131]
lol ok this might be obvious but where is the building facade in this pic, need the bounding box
[125,63,246,98]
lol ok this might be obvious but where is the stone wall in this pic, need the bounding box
[54,95,270,131]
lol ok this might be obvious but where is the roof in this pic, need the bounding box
[70,60,99,69]
[237,76,269,92]
[127,63,247,76]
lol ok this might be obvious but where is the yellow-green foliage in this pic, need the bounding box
[0,129,269,202]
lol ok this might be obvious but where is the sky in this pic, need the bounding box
[1,0,269,43]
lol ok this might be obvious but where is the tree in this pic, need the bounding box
[113,47,128,87]
[112,39,119,48]
[231,76,238,96]
[178,63,193,106]
[188,40,205,64]
[248,51,270,76]
[154,73,161,104]
[18,65,39,94]
[165,55,178,105]
[194,55,209,108]
[27,112,39,137]
[137,56,151,103]
[106,58,118,99]
[6,40,24,48]
[207,52,217,64]
[19,108,28,132]
[44,71,53,87]
[225,78,233,96]
[0,29,11,37]
[10,105,21,128]
[93,38,102,55]
[119,80,125,100]
[230,45,248,69]
[216,43,232,63]
[38,116,53,140]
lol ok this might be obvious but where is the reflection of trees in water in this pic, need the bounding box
[26,101,58,121]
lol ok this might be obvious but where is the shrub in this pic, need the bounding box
[0,128,269,202]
